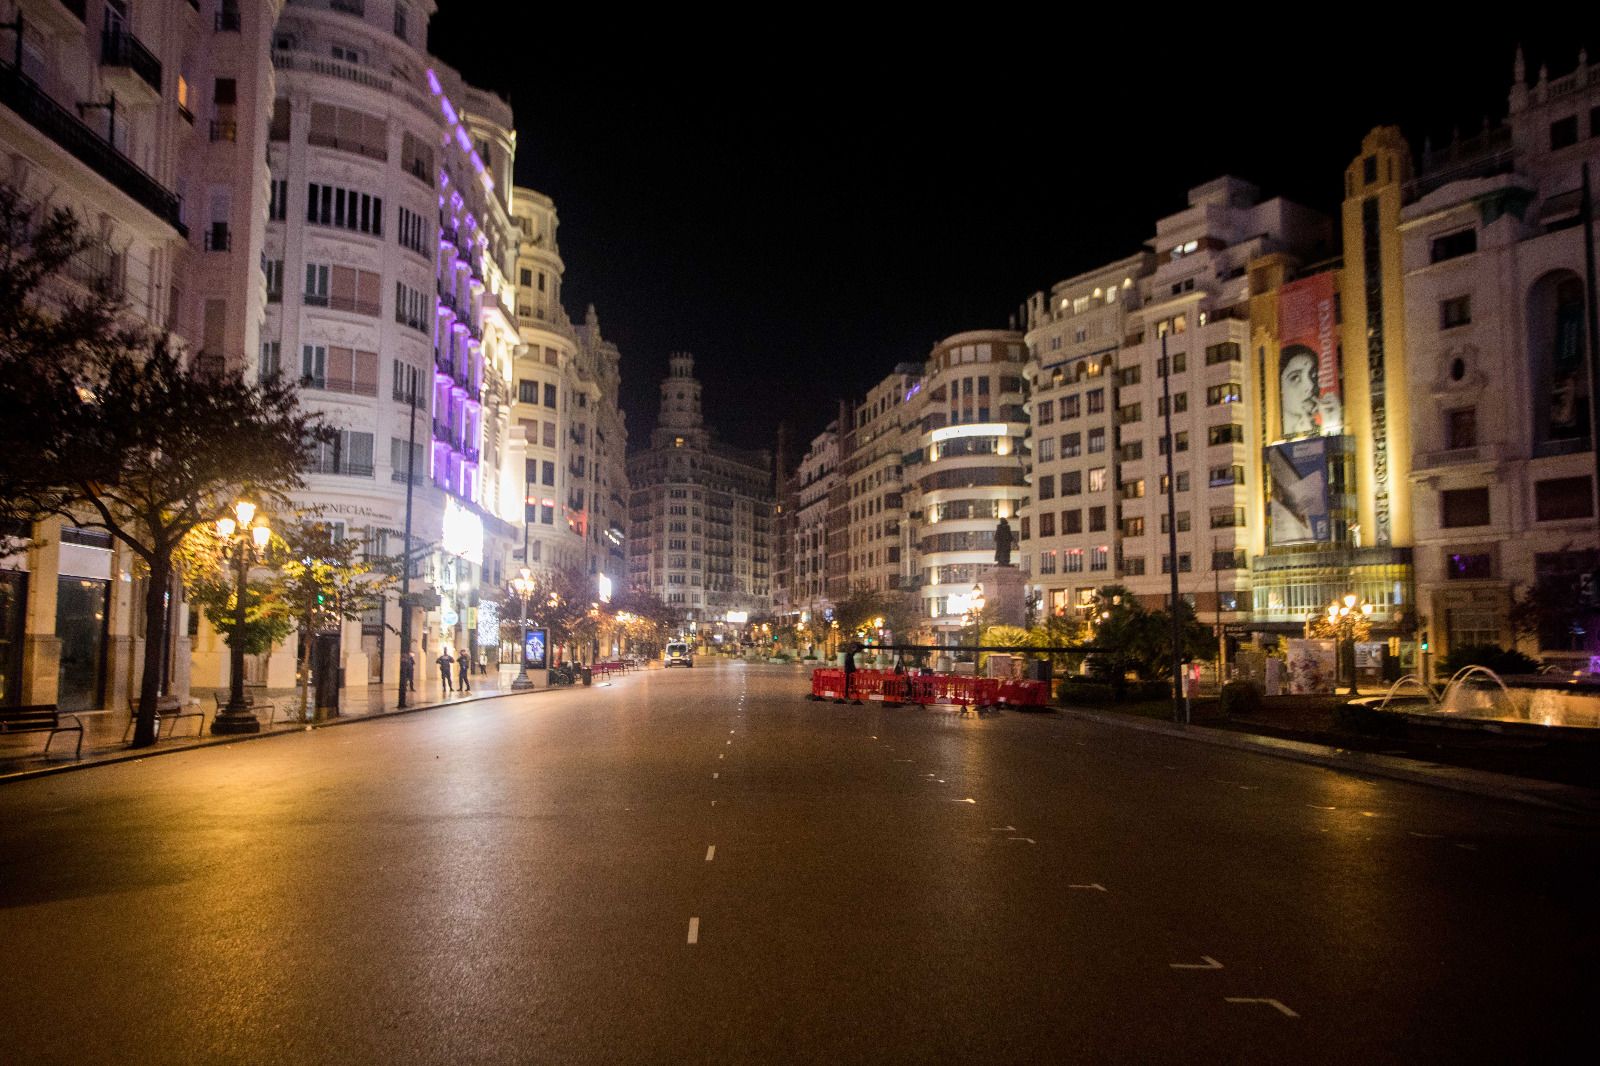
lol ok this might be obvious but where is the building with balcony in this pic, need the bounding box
[908,330,1030,641]
[1401,50,1600,669]
[840,365,921,609]
[779,421,839,639]
[627,353,773,629]
[259,0,520,688]
[0,0,279,713]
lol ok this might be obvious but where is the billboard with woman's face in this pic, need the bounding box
[1278,273,1343,439]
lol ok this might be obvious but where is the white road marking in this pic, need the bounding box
[870,736,877,740]
[706,846,716,862]
[729,730,735,734]
[990,826,1017,832]
[687,917,700,944]
[1408,831,1442,839]
[711,800,717,807]
[718,754,724,759]
[959,798,977,804]
[1238,786,1259,791]
[1455,843,1479,852]
[1306,804,1337,811]
[1170,956,1223,970]
[726,740,732,745]
[1068,883,1106,891]
[937,779,946,783]
[1225,997,1298,1018]
[712,772,719,779]
[1008,837,1036,844]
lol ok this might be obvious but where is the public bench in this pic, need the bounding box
[121,698,207,743]
[0,704,84,758]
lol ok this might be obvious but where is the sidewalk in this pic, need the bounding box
[0,665,572,784]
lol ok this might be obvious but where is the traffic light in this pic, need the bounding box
[1420,631,1430,653]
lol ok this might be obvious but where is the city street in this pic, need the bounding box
[2,661,1595,1065]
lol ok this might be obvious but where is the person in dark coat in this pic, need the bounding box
[457,650,472,692]
[436,649,455,692]
[839,643,858,704]
[399,651,416,694]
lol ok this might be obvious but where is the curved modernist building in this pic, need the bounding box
[910,330,1030,641]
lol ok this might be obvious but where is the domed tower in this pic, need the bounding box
[654,352,708,447]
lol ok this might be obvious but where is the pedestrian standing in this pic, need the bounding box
[839,643,857,704]
[437,648,454,692]
[457,651,472,692]
[399,650,416,694]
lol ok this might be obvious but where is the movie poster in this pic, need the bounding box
[1285,639,1337,694]
[1267,437,1331,545]
[1278,272,1343,439]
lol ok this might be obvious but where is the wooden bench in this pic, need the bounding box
[0,704,84,759]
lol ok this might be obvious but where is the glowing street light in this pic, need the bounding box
[212,499,270,734]
[510,567,536,691]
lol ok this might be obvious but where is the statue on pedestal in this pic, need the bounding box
[994,517,1014,568]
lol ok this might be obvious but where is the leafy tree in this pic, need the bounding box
[1509,567,1599,653]
[0,184,325,746]
[832,584,919,644]
[1082,586,1210,689]
[275,519,398,720]
[1439,643,1541,678]
[175,524,293,656]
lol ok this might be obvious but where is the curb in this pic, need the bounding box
[1058,706,1600,815]
[0,685,561,786]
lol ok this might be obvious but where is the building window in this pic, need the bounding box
[1087,428,1105,454]
[1085,388,1105,414]
[1207,423,1244,446]
[1158,393,1188,415]
[1158,352,1187,375]
[1440,487,1491,528]
[1064,509,1082,535]
[1446,408,1476,450]
[268,178,287,221]
[307,103,388,161]
[1062,432,1081,458]
[1037,474,1055,501]
[1160,512,1191,534]
[1120,441,1143,461]
[1062,471,1082,496]
[1117,366,1141,387]
[1439,295,1472,329]
[1036,399,1054,425]
[1065,550,1084,573]
[1161,553,1193,574]
[1550,114,1580,150]
[1088,506,1106,532]
[1211,549,1247,570]
[1430,228,1476,263]
[1122,556,1146,576]
[1038,551,1057,575]
[1447,607,1501,646]
[544,383,558,408]
[1087,467,1107,493]
[1447,552,1494,580]
[1120,516,1144,537]
[1206,382,1242,406]
[1208,464,1244,487]
[305,182,383,236]
[1117,403,1142,424]
[1534,476,1594,521]
[1204,342,1241,365]
[1061,395,1081,419]
[1037,437,1055,462]
[518,380,539,404]
[262,258,283,302]
[1039,513,1055,537]
[1090,547,1108,571]
[542,461,556,486]
[398,207,430,257]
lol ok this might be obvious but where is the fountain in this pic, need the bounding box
[1361,665,1600,731]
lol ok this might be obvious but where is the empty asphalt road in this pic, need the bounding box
[2,661,1595,1064]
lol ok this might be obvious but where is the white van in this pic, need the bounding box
[665,641,694,668]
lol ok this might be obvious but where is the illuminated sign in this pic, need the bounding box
[597,574,612,603]
[442,608,460,626]
[930,422,1009,444]
[442,500,483,564]
[524,628,548,670]
[726,610,749,624]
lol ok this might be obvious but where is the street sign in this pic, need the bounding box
[442,608,459,626]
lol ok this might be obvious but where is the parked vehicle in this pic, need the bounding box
[665,641,695,668]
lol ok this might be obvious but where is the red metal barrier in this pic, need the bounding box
[810,669,1047,709]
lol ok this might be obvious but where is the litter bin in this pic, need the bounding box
[581,665,592,686]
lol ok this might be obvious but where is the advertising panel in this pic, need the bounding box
[1267,437,1331,545]
[1285,639,1337,694]
[524,627,549,670]
[1278,272,1343,438]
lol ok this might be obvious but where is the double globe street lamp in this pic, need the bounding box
[510,567,535,691]
[1325,593,1374,696]
[212,499,271,734]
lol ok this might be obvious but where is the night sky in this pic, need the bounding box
[426,20,1598,456]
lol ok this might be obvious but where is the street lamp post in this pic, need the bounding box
[1325,593,1375,696]
[510,567,535,690]
[212,500,270,735]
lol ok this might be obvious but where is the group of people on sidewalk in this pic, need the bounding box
[395,648,485,695]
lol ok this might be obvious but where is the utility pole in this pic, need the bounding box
[396,377,419,709]
[1214,534,1226,683]
[1159,332,1183,724]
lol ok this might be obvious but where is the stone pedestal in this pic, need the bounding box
[980,565,1028,628]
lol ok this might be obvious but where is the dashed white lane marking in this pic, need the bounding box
[870,735,878,740]
[712,772,719,779]
[1171,956,1223,970]
[718,754,724,759]
[959,798,977,804]
[687,917,700,944]
[711,800,717,807]
[726,740,732,745]
[990,825,1017,832]
[1306,804,1337,811]
[1225,997,1298,1018]
[1455,843,1479,852]
[729,730,735,734]
[706,846,716,862]
[1408,831,1442,839]
[1068,883,1106,892]
[937,779,946,783]
[1008,837,1036,844]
